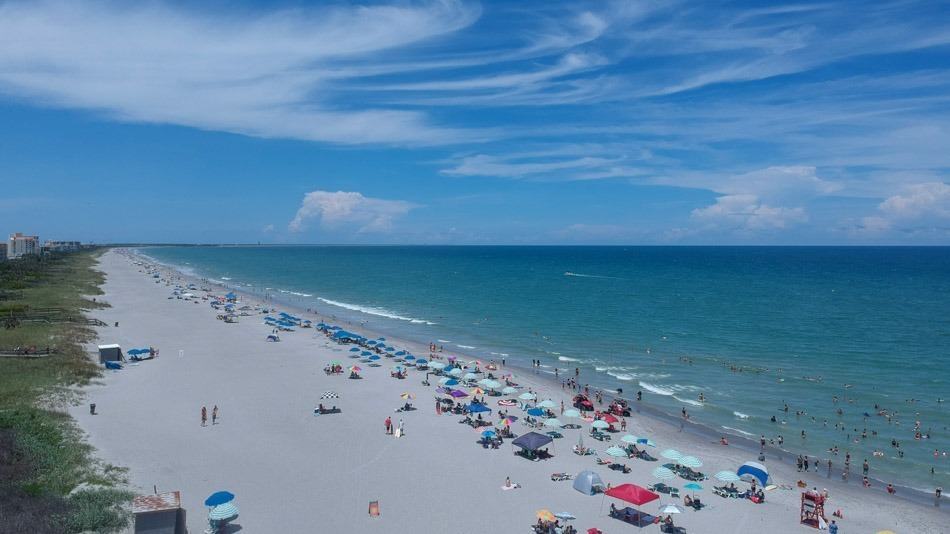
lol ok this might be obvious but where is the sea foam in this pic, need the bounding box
[317,297,436,325]
[673,396,703,407]
[639,381,674,395]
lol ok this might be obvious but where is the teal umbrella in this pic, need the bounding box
[715,471,740,482]
[620,434,639,444]
[652,466,675,480]
[501,386,518,395]
[605,446,628,457]
[208,502,239,520]
[543,418,563,428]
[518,392,536,401]
[591,420,609,429]
[679,455,703,468]
[563,408,581,418]
[684,482,703,491]
[661,449,683,461]
[537,399,556,409]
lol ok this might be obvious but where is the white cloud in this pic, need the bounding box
[0,0,479,145]
[691,194,807,231]
[289,191,418,233]
[441,153,624,179]
[879,182,950,219]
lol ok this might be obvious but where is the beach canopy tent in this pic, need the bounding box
[605,484,660,506]
[332,330,363,341]
[98,344,124,364]
[737,461,769,486]
[467,403,491,414]
[527,407,546,417]
[573,470,605,495]
[512,431,553,451]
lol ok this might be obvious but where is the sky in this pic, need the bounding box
[1,0,949,245]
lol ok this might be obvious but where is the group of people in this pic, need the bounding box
[383,416,405,438]
[200,405,219,426]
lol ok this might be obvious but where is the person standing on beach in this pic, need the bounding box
[201,406,207,426]
[398,418,404,437]
[385,416,392,435]
[212,405,218,425]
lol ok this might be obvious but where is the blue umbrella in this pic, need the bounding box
[349,347,360,352]
[445,379,459,386]
[395,351,406,356]
[468,403,491,413]
[361,351,372,356]
[416,359,429,365]
[367,340,378,345]
[377,337,386,341]
[404,355,416,360]
[204,491,235,507]
[369,355,380,361]
[481,430,497,438]
[527,407,546,417]
[385,347,395,352]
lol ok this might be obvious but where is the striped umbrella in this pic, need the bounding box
[605,446,628,457]
[678,456,703,468]
[658,503,683,515]
[320,391,340,400]
[621,434,639,444]
[563,408,581,418]
[448,368,463,376]
[208,502,239,520]
[652,466,676,480]
[349,366,361,372]
[661,449,683,461]
[429,361,446,370]
[543,418,563,428]
[715,471,741,482]
[517,392,536,401]
[501,386,518,395]
[400,393,414,400]
[537,399,557,409]
[591,420,609,429]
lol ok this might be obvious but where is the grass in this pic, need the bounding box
[0,250,132,533]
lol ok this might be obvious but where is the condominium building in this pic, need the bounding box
[7,232,40,259]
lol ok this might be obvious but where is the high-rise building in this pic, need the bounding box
[7,232,40,259]
[44,240,82,253]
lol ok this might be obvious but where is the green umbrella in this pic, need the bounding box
[591,420,609,429]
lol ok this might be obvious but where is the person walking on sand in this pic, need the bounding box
[385,416,392,435]
[212,405,219,425]
[201,406,207,427]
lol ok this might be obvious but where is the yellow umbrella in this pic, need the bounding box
[470,387,485,395]
[536,509,556,523]
[400,392,414,400]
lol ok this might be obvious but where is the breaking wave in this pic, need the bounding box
[317,297,436,325]
[638,382,674,395]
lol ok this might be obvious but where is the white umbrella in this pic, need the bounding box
[501,386,518,395]
[555,512,576,521]
[543,418,564,428]
[478,378,502,389]
[591,420,609,429]
[679,455,703,468]
[620,434,639,444]
[429,361,447,370]
[652,466,676,480]
[448,368,463,376]
[658,503,683,515]
[463,372,479,381]
[518,392,536,401]
[563,408,581,418]
[715,471,741,482]
[661,449,683,461]
[537,399,557,409]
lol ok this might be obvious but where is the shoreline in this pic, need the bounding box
[138,248,947,512]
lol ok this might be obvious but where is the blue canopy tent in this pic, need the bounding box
[527,407,546,417]
[467,403,492,414]
[512,431,553,451]
[737,461,769,486]
[225,292,237,301]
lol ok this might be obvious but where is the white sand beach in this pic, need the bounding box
[70,250,947,533]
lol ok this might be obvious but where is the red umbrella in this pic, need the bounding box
[601,413,619,424]
[605,484,659,506]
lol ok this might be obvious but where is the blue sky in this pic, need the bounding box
[1,0,949,244]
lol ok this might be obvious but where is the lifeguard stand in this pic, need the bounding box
[800,491,826,528]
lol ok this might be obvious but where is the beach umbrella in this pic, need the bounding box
[661,449,683,461]
[527,407,546,417]
[361,351,372,356]
[445,379,459,386]
[536,510,556,523]
[543,418,563,428]
[395,351,406,356]
[591,420,609,429]
[501,386,518,395]
[478,379,502,389]
[637,437,656,447]
[400,393,414,400]
[208,502,239,521]
[679,455,703,468]
[438,376,453,385]
[449,389,469,398]
[462,372,478,381]
[658,503,683,515]
[652,466,675,480]
[605,446,628,458]
[369,355,380,361]
[429,361,446,370]
[329,360,341,366]
[468,403,491,414]
[349,347,360,352]
[416,359,428,366]
[204,491,234,507]
[392,365,406,373]
[601,413,619,424]
[481,430,497,439]
[470,387,485,395]
[518,392,536,401]
[715,471,741,482]
[563,408,581,418]
[448,368,463,376]
[385,347,395,352]
[404,355,416,361]
[367,340,378,345]
[377,337,386,341]
[554,512,576,521]
[320,391,341,400]
[537,399,557,409]
[349,366,361,372]
[683,483,703,491]
[621,434,639,444]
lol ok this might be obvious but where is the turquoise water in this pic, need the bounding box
[141,246,950,490]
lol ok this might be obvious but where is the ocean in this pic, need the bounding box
[140,245,950,491]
